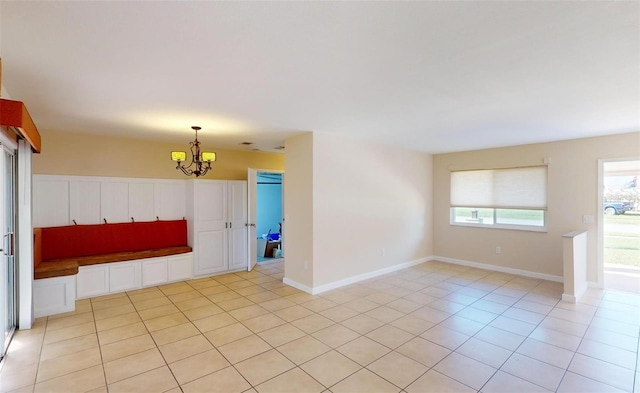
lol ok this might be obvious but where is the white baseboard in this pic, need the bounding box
[432,256,563,283]
[283,256,432,295]
[282,277,314,294]
[562,282,589,303]
[283,255,565,295]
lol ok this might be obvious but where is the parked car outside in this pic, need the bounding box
[604,201,634,215]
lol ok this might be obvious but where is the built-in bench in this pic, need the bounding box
[33,220,193,317]
[34,220,191,278]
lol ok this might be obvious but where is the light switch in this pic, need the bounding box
[583,215,594,224]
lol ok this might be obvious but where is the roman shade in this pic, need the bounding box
[450,166,547,210]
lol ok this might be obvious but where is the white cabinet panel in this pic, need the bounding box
[168,254,193,282]
[189,180,247,276]
[33,276,76,318]
[77,265,109,298]
[34,176,190,228]
[101,182,129,224]
[33,178,69,227]
[155,182,186,220]
[228,181,247,224]
[195,230,227,275]
[109,261,141,292]
[229,225,248,270]
[142,258,168,287]
[196,182,226,225]
[70,181,101,224]
[228,181,248,270]
[130,183,155,222]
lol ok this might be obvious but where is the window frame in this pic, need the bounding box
[450,207,547,232]
[449,165,548,232]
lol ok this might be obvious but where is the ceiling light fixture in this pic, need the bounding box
[171,126,216,177]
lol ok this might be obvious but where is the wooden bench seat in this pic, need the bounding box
[34,245,192,279]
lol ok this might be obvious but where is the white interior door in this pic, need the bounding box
[248,169,258,271]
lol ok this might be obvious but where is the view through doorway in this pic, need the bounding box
[603,160,640,293]
[256,172,283,263]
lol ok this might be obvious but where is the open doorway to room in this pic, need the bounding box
[247,169,284,271]
[256,172,283,263]
[602,159,640,293]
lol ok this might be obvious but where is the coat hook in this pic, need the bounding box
[103,218,107,224]
[131,217,135,222]
[72,219,77,225]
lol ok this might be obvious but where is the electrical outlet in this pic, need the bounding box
[381,248,386,256]
[303,260,308,270]
[495,246,501,254]
[583,215,594,224]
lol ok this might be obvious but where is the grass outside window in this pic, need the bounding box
[604,212,640,268]
[451,207,545,231]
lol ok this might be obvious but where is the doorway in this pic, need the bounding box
[0,141,17,362]
[247,169,284,271]
[602,159,640,293]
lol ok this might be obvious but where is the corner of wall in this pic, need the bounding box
[282,133,314,289]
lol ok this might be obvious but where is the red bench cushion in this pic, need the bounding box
[39,220,188,261]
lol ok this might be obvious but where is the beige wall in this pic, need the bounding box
[33,130,284,180]
[433,132,640,282]
[312,132,433,287]
[284,132,433,290]
[283,133,314,288]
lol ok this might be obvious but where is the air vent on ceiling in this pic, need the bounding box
[240,142,253,146]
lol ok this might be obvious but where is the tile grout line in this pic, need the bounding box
[89,298,110,392]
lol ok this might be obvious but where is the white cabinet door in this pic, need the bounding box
[228,181,248,270]
[109,261,141,292]
[155,182,186,220]
[129,183,155,222]
[195,230,227,275]
[192,181,228,276]
[196,181,226,228]
[142,257,168,286]
[70,181,101,224]
[76,265,109,298]
[168,254,193,282]
[101,182,129,224]
[33,177,70,227]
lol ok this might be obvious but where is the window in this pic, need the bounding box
[450,166,547,231]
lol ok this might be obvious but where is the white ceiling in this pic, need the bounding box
[1,1,638,154]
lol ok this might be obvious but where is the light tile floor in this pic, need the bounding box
[1,260,639,393]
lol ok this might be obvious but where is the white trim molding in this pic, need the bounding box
[283,256,432,295]
[282,277,314,294]
[432,256,563,283]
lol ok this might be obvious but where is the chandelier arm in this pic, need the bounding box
[186,141,197,168]
[176,162,193,176]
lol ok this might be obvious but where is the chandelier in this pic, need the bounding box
[171,126,217,177]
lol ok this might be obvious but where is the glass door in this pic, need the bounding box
[0,144,16,361]
[603,160,640,293]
